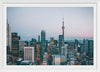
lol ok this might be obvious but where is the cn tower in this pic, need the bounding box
[62,18,65,46]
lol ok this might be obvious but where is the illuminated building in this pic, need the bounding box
[42,52,47,65]
[47,46,52,65]
[12,33,20,57]
[50,37,54,46]
[36,42,41,65]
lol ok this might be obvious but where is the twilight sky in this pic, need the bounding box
[7,7,93,41]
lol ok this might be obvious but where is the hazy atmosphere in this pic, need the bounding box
[7,7,93,41]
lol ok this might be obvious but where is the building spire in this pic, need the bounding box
[62,17,65,46]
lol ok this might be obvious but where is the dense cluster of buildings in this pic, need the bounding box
[7,19,93,65]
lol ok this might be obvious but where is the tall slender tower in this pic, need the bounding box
[62,18,65,46]
[7,19,12,52]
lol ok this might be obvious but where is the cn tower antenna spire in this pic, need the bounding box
[62,17,65,46]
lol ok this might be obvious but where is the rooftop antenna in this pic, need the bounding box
[62,17,65,46]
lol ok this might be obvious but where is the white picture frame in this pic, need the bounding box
[0,0,100,72]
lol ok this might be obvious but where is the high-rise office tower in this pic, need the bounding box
[25,41,28,47]
[45,40,48,52]
[83,39,89,55]
[50,37,54,46]
[30,38,36,47]
[48,53,52,65]
[19,39,25,51]
[51,45,57,55]
[75,39,78,52]
[19,39,25,57]
[67,42,75,61]
[88,40,93,58]
[47,46,52,65]
[41,30,46,44]
[80,43,83,52]
[36,42,41,65]
[50,38,57,55]
[38,35,40,42]
[30,38,37,63]
[54,40,57,46]
[7,23,12,52]
[41,30,46,60]
[12,33,20,57]
[24,47,34,62]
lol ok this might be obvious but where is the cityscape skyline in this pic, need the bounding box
[7,7,94,65]
[7,7,93,41]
